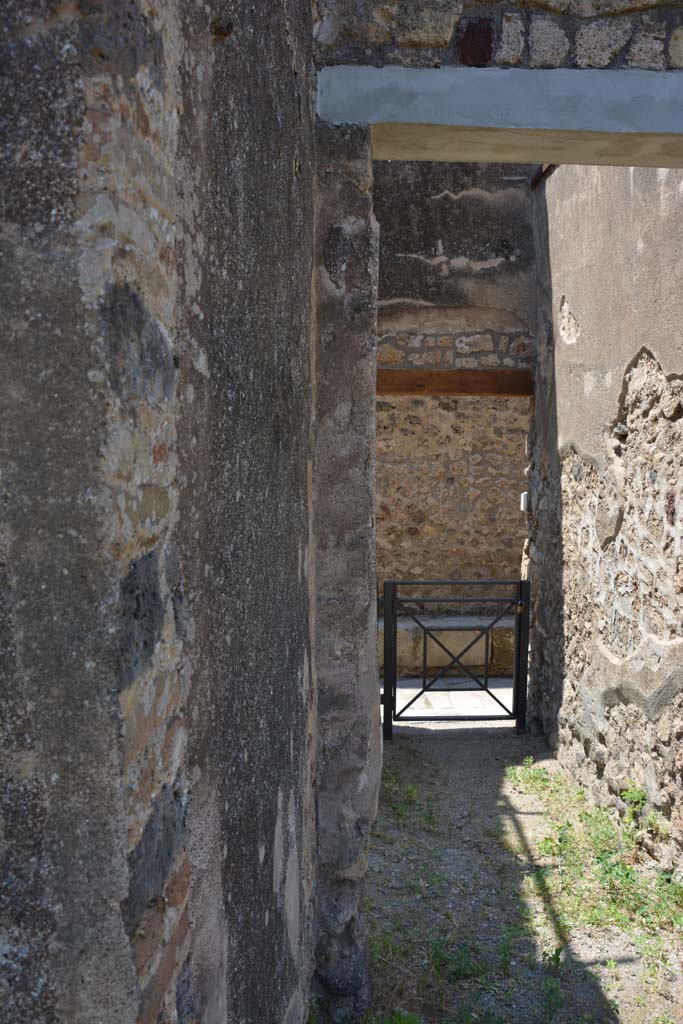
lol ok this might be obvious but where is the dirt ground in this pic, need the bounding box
[363,723,683,1024]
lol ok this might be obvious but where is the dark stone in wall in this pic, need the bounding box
[123,779,186,935]
[102,283,176,408]
[457,16,495,66]
[120,550,164,687]
[324,223,357,290]
[79,0,165,94]
[0,777,56,1023]
[665,490,676,526]
[175,958,198,1024]
[165,544,186,641]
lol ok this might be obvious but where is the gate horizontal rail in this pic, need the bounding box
[381,578,530,741]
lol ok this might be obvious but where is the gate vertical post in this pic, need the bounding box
[383,581,396,741]
[514,579,530,734]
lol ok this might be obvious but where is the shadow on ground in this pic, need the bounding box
[364,725,625,1024]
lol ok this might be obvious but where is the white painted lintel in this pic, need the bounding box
[317,66,683,167]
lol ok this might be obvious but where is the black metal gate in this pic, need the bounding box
[381,579,530,740]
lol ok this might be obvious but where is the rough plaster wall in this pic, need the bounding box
[376,396,529,583]
[373,162,533,591]
[1,3,316,1022]
[374,161,537,329]
[314,1,683,71]
[529,165,683,861]
[313,122,382,1021]
[178,4,317,1022]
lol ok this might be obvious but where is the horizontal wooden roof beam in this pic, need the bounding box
[377,368,534,397]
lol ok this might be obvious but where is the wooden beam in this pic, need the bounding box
[377,368,535,397]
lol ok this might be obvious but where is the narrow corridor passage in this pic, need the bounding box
[363,727,683,1024]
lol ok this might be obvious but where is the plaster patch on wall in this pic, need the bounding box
[273,788,301,961]
[559,295,581,345]
[379,304,528,334]
[284,988,304,1024]
[397,249,518,274]
[377,297,435,307]
[273,788,284,894]
[284,844,301,957]
[429,187,527,207]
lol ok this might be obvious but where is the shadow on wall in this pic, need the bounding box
[364,728,621,1024]
[526,184,566,747]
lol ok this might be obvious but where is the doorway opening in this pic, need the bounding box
[361,156,683,1023]
[373,159,535,734]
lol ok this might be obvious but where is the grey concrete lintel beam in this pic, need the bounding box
[317,66,683,167]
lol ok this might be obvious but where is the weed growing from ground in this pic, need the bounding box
[505,756,552,795]
[620,783,647,822]
[541,974,564,1020]
[363,1013,422,1024]
[448,1010,506,1024]
[380,762,440,834]
[427,935,488,985]
[541,946,563,973]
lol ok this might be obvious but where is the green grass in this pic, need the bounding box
[427,935,489,985]
[379,762,441,834]
[366,917,492,1017]
[541,974,564,1020]
[367,747,681,1024]
[448,1010,507,1024]
[505,756,554,796]
[505,759,683,936]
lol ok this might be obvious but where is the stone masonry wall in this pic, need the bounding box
[376,396,530,584]
[529,165,683,863]
[373,161,534,589]
[377,314,534,372]
[1,4,317,1023]
[314,1,683,71]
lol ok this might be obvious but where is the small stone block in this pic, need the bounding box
[496,12,525,66]
[575,18,633,68]
[668,26,683,69]
[529,16,569,68]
